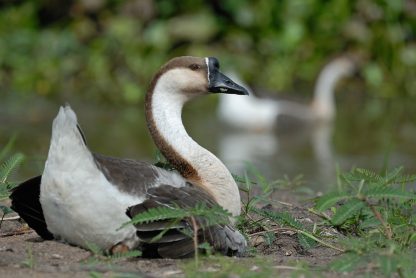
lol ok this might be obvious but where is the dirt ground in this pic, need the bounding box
[0,193,349,278]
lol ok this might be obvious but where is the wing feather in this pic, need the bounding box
[127,184,247,258]
[93,153,186,197]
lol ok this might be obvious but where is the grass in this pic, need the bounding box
[313,167,416,277]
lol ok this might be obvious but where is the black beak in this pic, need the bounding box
[207,57,249,95]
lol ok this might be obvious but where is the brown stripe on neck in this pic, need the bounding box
[145,63,200,181]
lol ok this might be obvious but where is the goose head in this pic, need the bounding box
[149,56,249,102]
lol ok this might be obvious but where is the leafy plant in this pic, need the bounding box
[315,167,416,235]
[0,137,25,225]
[123,203,232,230]
[314,167,416,276]
[0,153,25,195]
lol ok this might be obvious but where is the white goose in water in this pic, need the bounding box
[218,56,357,131]
[10,56,249,258]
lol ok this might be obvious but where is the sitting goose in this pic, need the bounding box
[218,55,357,131]
[10,56,248,258]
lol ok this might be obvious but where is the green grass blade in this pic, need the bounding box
[109,250,142,260]
[298,233,318,250]
[121,206,190,229]
[263,231,276,246]
[383,166,403,184]
[190,203,231,227]
[378,254,398,277]
[1,204,14,215]
[121,203,231,230]
[344,168,383,183]
[254,209,305,231]
[244,162,271,196]
[0,153,25,183]
[331,199,365,226]
[330,253,364,272]
[364,186,415,200]
[315,192,352,211]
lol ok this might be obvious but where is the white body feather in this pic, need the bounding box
[40,107,142,250]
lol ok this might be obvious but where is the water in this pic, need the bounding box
[1,92,416,192]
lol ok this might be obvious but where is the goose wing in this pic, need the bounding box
[127,184,247,258]
[93,153,187,196]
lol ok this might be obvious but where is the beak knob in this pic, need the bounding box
[207,57,249,96]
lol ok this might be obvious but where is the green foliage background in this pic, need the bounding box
[1,0,415,103]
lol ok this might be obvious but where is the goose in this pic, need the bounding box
[218,56,357,131]
[10,56,249,258]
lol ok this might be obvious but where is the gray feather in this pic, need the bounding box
[135,221,186,231]
[138,229,189,243]
[157,238,195,258]
[93,153,185,196]
[127,184,247,258]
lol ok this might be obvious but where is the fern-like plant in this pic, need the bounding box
[0,153,25,196]
[314,167,416,276]
[0,137,25,222]
[315,167,416,234]
[122,203,232,229]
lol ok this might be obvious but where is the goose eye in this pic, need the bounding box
[189,64,201,71]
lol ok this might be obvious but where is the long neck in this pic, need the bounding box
[312,60,350,120]
[145,76,241,217]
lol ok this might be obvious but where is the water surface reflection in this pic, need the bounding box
[1,94,416,191]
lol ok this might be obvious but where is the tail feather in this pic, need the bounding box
[10,176,53,240]
[50,105,86,148]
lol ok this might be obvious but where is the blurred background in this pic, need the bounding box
[0,0,415,191]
